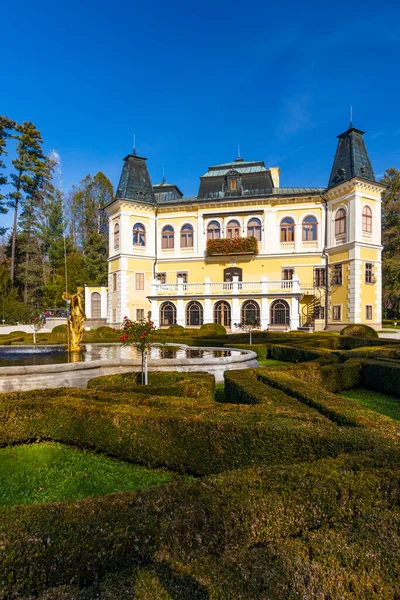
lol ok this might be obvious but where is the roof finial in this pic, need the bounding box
[162,167,166,184]
[350,106,353,128]
[238,144,241,158]
[133,133,137,156]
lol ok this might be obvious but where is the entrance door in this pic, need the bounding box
[270,299,290,326]
[214,301,231,327]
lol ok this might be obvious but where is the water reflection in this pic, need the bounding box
[0,344,245,367]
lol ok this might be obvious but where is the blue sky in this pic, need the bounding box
[2,0,400,229]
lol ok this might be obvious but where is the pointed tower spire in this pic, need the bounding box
[115,151,156,204]
[328,124,375,189]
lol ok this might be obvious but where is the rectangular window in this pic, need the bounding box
[333,305,341,321]
[135,272,145,290]
[282,268,294,280]
[365,305,373,320]
[332,264,343,286]
[365,262,374,284]
[112,272,117,292]
[136,308,145,321]
[176,272,188,283]
[112,308,117,322]
[314,306,325,320]
[156,272,166,284]
[314,267,326,287]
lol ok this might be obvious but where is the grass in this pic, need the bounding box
[0,442,187,507]
[340,388,400,421]
[257,358,287,367]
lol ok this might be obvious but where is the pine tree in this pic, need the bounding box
[0,117,15,235]
[381,168,400,318]
[70,172,113,285]
[9,122,49,288]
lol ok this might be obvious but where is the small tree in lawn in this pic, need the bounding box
[120,317,155,384]
[234,317,260,345]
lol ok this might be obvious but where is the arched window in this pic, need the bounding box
[335,208,347,236]
[186,301,203,326]
[241,300,260,325]
[133,223,146,246]
[362,206,372,233]
[214,301,231,327]
[113,222,120,249]
[247,218,262,241]
[161,225,174,249]
[270,299,290,326]
[207,220,221,239]
[181,223,194,248]
[160,301,176,326]
[226,219,241,239]
[91,292,101,319]
[302,215,318,241]
[280,217,295,242]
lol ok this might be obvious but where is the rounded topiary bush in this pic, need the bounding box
[200,323,227,336]
[52,324,68,333]
[167,325,185,334]
[340,324,379,338]
[95,326,115,333]
[8,331,28,336]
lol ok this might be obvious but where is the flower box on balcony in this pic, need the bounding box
[206,236,259,256]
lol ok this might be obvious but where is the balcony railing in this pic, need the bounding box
[150,277,304,296]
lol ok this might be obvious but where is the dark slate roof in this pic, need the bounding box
[153,181,184,200]
[115,153,156,204]
[198,157,274,200]
[156,188,325,206]
[328,126,375,189]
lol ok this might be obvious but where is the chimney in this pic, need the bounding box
[269,166,280,188]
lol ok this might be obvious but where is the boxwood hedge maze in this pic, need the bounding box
[0,332,400,599]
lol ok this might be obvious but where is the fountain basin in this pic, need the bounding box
[0,343,258,391]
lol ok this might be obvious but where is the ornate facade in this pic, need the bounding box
[85,124,384,331]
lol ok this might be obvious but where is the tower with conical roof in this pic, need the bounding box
[324,123,384,328]
[328,125,375,190]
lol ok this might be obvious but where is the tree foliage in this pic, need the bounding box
[380,168,400,318]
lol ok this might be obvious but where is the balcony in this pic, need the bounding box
[149,276,302,297]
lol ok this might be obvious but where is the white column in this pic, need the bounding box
[84,286,91,318]
[294,221,301,253]
[290,297,300,330]
[151,299,159,328]
[263,208,273,254]
[231,276,240,330]
[101,286,107,318]
[177,298,185,326]
[204,278,212,323]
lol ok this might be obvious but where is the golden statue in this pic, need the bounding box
[62,287,86,351]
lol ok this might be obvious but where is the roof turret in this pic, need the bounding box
[328,125,375,189]
[115,153,156,204]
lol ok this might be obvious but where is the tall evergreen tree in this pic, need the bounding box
[70,172,113,285]
[380,168,400,318]
[0,117,15,235]
[9,122,49,288]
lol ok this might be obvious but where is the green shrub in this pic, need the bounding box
[268,344,338,364]
[1,453,399,599]
[284,361,362,393]
[340,324,379,338]
[95,326,115,333]
[52,324,68,333]
[166,324,185,334]
[200,323,227,336]
[361,360,400,398]
[7,331,28,336]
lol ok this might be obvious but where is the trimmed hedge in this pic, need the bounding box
[1,453,399,599]
[361,359,400,398]
[268,343,339,364]
[225,343,268,360]
[283,361,362,393]
[340,324,379,338]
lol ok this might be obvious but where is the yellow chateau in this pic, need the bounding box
[85,124,384,331]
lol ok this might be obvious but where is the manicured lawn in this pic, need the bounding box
[0,442,185,506]
[257,358,287,367]
[340,388,400,421]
